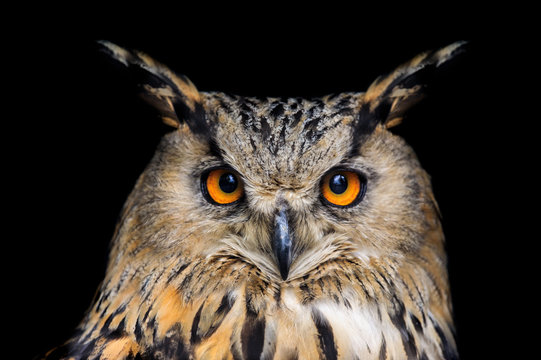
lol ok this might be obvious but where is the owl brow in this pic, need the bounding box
[334,153,377,180]
[337,147,363,169]
[207,138,225,162]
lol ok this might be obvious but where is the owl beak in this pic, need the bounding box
[273,206,292,281]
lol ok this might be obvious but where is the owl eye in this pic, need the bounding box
[201,168,244,205]
[321,169,366,207]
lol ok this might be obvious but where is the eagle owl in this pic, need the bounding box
[42,41,465,360]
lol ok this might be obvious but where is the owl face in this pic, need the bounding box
[138,91,434,284]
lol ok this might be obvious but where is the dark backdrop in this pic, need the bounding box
[10,11,510,360]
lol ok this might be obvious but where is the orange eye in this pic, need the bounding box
[202,168,244,205]
[321,170,366,207]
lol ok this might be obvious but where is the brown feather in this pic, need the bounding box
[43,42,463,360]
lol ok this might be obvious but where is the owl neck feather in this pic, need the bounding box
[65,247,456,360]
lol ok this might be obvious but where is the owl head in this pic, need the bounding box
[42,42,466,360]
[100,41,464,285]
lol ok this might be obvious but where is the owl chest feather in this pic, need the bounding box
[68,256,456,360]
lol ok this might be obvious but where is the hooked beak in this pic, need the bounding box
[272,205,292,280]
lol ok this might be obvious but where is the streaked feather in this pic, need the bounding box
[39,42,463,360]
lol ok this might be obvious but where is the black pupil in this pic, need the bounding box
[219,173,238,193]
[329,174,348,194]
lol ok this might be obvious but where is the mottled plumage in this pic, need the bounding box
[41,41,465,360]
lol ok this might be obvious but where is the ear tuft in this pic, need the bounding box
[359,41,467,131]
[98,41,206,133]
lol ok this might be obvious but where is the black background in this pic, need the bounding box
[10,8,515,360]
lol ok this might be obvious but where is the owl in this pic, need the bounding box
[40,41,465,360]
